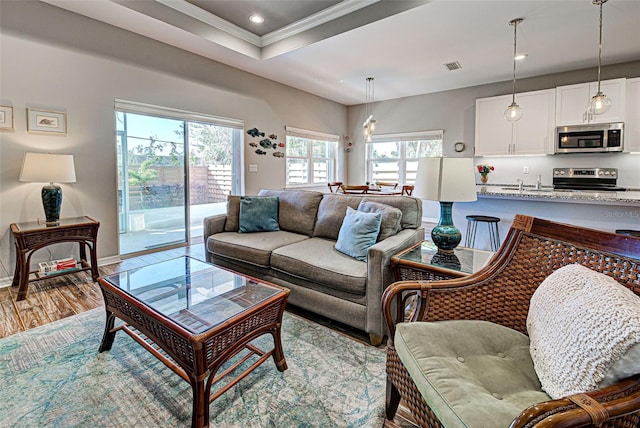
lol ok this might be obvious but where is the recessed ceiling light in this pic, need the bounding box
[249,14,264,24]
[515,53,528,61]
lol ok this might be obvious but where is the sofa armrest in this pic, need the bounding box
[364,227,424,336]
[203,214,226,241]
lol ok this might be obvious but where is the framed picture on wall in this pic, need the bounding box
[0,105,14,131]
[27,108,67,135]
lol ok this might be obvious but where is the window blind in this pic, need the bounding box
[114,99,244,129]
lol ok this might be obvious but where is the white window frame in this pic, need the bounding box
[366,130,444,184]
[285,126,339,187]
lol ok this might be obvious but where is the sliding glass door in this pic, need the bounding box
[116,101,243,256]
[186,121,243,243]
[116,112,187,254]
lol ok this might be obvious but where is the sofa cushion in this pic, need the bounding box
[239,196,280,233]
[395,320,549,428]
[358,200,402,241]
[224,195,240,232]
[258,189,323,236]
[207,231,309,268]
[271,237,368,295]
[335,207,382,261]
[313,194,363,240]
[527,263,640,398]
[362,196,422,229]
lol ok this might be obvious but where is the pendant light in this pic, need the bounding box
[363,77,376,142]
[589,0,612,115]
[504,18,523,122]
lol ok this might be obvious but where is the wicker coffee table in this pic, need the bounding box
[97,256,290,428]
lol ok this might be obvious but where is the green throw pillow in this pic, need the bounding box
[335,206,382,261]
[238,196,280,233]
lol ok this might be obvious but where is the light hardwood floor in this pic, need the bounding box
[0,244,416,427]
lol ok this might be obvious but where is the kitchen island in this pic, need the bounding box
[477,184,640,205]
[444,184,640,251]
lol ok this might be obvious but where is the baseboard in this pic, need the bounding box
[0,255,122,289]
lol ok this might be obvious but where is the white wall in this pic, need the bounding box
[0,1,346,274]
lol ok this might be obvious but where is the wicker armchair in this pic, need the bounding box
[383,214,640,427]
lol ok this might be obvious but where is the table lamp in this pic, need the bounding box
[413,157,477,252]
[19,152,76,225]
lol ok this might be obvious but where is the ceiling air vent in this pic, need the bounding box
[444,61,462,71]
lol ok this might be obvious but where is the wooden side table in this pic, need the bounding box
[392,240,495,281]
[11,216,100,301]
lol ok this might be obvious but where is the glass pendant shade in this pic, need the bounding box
[504,102,523,122]
[589,92,612,115]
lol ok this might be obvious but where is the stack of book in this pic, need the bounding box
[38,258,78,275]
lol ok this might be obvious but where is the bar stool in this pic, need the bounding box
[465,215,500,251]
[615,230,640,238]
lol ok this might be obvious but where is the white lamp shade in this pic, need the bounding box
[413,157,477,202]
[19,153,76,183]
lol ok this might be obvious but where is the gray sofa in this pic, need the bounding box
[203,189,424,345]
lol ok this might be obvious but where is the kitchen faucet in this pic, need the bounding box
[536,174,542,190]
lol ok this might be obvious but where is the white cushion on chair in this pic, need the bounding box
[527,263,640,398]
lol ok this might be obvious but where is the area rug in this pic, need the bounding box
[0,308,389,427]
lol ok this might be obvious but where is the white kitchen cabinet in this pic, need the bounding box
[625,77,640,152]
[555,78,627,126]
[475,94,512,156]
[475,89,555,156]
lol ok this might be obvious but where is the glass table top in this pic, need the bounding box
[13,216,96,232]
[102,256,283,334]
[399,240,495,275]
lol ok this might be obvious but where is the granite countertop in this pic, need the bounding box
[476,184,640,205]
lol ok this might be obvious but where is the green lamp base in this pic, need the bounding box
[431,201,461,252]
[42,183,62,225]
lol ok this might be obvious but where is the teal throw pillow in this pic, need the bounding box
[335,206,382,261]
[239,196,280,233]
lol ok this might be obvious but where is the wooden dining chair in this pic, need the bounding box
[339,184,369,194]
[377,181,398,190]
[327,181,343,193]
[401,185,414,196]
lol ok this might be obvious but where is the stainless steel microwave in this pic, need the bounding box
[555,122,624,154]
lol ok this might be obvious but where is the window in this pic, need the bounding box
[285,126,339,186]
[366,131,443,184]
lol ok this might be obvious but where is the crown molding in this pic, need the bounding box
[261,0,380,47]
[156,0,262,46]
[157,0,380,48]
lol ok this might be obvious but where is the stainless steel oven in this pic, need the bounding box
[555,122,624,154]
[553,167,626,191]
